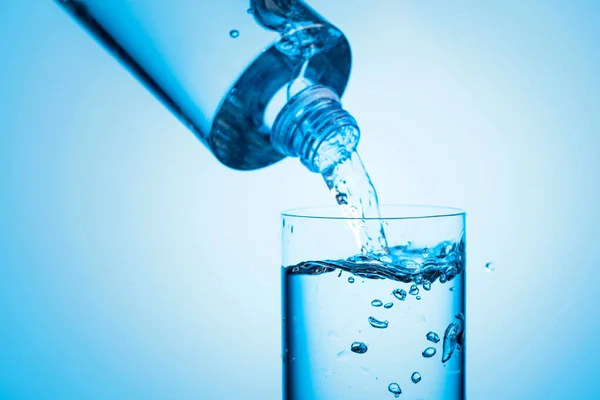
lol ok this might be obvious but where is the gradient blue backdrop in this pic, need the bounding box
[1,1,599,399]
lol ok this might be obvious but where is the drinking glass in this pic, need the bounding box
[281,205,466,399]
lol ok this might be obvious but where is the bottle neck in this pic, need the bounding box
[271,85,360,173]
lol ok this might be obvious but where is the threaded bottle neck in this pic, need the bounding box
[271,85,360,173]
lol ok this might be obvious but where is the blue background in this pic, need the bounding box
[1,1,599,399]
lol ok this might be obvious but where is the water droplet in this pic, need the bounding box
[388,382,402,397]
[422,347,436,358]
[439,274,447,284]
[423,280,431,291]
[392,289,407,301]
[337,269,342,278]
[290,225,294,234]
[442,322,459,363]
[350,341,368,354]
[384,302,394,309]
[368,316,389,329]
[485,262,495,272]
[411,372,422,384]
[348,277,355,283]
[409,285,419,296]
[426,331,440,343]
[246,7,253,14]
[416,296,422,300]
[421,248,430,258]
[371,299,383,307]
[229,29,240,38]
[449,287,456,292]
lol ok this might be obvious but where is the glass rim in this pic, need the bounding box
[281,204,466,221]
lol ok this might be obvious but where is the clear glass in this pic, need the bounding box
[281,205,466,400]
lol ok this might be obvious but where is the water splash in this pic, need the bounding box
[321,152,388,254]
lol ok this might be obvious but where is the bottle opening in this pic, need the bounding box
[271,85,360,173]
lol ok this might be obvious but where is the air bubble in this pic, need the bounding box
[388,382,402,397]
[442,322,459,363]
[328,330,340,339]
[368,316,389,329]
[348,277,355,283]
[416,296,422,300]
[422,347,436,358]
[411,372,422,384]
[426,331,440,343]
[392,289,407,301]
[350,341,368,354]
[229,29,240,38]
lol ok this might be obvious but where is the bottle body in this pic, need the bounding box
[56,0,352,170]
